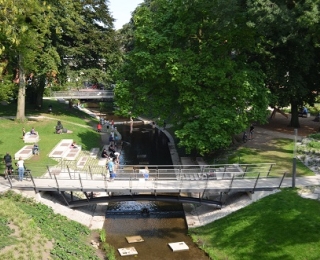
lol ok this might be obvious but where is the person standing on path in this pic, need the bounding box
[249,124,255,140]
[3,152,12,179]
[16,157,25,181]
[107,158,116,181]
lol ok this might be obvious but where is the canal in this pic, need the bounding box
[103,122,209,260]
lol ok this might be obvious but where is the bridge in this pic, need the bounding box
[5,163,313,208]
[52,90,114,99]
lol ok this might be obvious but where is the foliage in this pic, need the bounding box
[306,140,320,150]
[246,0,320,127]
[0,191,99,259]
[189,188,320,260]
[99,229,106,243]
[116,0,270,155]
[100,243,116,260]
[308,133,320,140]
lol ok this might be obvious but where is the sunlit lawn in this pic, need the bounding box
[190,188,320,260]
[0,99,101,176]
[228,139,313,177]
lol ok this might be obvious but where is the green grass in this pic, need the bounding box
[0,191,100,260]
[228,139,313,177]
[0,99,101,176]
[189,188,320,260]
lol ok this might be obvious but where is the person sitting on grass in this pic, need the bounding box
[32,143,39,155]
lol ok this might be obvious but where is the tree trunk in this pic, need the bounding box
[35,74,46,109]
[16,53,26,121]
[289,101,300,128]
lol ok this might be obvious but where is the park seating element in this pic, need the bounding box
[15,145,34,160]
[49,139,74,158]
[24,132,40,143]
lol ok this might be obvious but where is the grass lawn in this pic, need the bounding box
[0,99,101,176]
[0,191,102,260]
[190,188,320,260]
[228,139,313,177]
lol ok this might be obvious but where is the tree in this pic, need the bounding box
[246,0,320,127]
[0,0,52,120]
[116,0,270,154]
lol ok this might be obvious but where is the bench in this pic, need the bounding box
[15,145,34,160]
[24,132,40,143]
[90,148,100,158]
[77,156,89,168]
[64,146,81,161]
[49,139,73,158]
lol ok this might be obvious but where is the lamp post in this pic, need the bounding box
[292,128,298,188]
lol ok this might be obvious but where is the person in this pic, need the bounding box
[107,158,116,181]
[109,134,114,145]
[30,127,37,135]
[111,119,114,130]
[3,152,12,179]
[97,122,102,132]
[16,157,25,181]
[22,127,25,140]
[249,124,254,140]
[71,141,78,148]
[105,118,110,130]
[108,144,116,153]
[141,166,149,180]
[55,121,73,134]
[101,149,109,159]
[130,117,133,133]
[32,143,39,155]
[299,107,308,117]
[48,105,52,113]
[242,131,248,143]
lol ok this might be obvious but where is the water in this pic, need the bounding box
[103,123,209,260]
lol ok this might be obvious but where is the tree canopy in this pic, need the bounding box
[115,0,270,154]
[246,0,320,127]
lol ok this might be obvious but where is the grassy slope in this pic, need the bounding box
[190,189,320,260]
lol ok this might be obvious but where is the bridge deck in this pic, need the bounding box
[7,174,318,193]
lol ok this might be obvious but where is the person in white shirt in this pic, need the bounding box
[16,157,25,181]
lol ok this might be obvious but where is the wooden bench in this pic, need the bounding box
[15,145,34,160]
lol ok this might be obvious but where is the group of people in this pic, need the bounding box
[3,152,25,181]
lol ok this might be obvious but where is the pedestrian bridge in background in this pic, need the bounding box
[5,163,308,208]
[52,90,114,100]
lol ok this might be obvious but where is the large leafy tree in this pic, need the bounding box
[0,0,52,120]
[116,0,270,154]
[247,0,320,127]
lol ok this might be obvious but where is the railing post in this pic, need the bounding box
[46,166,52,179]
[29,173,37,192]
[53,174,59,191]
[89,166,93,180]
[252,173,260,193]
[67,165,72,179]
[267,164,273,177]
[279,172,286,188]
[79,173,83,191]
